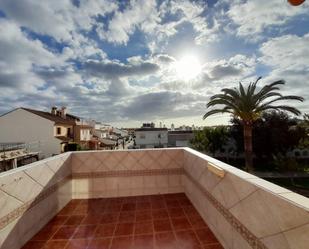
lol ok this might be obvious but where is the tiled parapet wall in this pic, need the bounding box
[0,153,72,249]
[71,149,184,198]
[0,148,308,249]
[183,148,309,249]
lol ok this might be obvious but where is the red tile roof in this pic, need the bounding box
[22,108,79,125]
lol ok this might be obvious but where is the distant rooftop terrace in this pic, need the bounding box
[0,148,308,249]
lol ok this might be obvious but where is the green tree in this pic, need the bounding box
[298,113,309,149]
[230,111,307,170]
[203,77,304,172]
[191,126,228,155]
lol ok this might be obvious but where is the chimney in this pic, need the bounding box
[61,106,67,118]
[51,106,57,115]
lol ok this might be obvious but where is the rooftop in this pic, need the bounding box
[0,148,308,249]
[22,194,222,249]
[22,108,79,125]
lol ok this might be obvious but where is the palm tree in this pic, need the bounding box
[203,77,304,172]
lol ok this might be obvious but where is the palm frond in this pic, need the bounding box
[259,105,302,116]
[203,108,233,120]
[203,77,303,121]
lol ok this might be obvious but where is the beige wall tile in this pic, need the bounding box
[0,171,43,203]
[0,190,23,218]
[155,175,169,187]
[259,189,309,232]
[73,179,92,194]
[279,192,309,210]
[284,223,309,249]
[211,172,257,209]
[261,233,290,249]
[143,176,157,188]
[230,190,282,238]
[24,162,56,188]
[232,228,252,249]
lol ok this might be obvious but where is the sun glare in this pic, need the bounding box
[174,55,202,80]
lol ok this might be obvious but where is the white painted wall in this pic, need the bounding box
[135,130,168,148]
[0,109,62,158]
[80,129,91,141]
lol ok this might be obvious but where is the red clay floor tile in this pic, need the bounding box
[136,210,152,222]
[195,228,219,244]
[171,217,192,230]
[87,238,111,249]
[22,241,45,249]
[22,194,223,249]
[81,214,102,225]
[134,234,154,249]
[203,243,224,249]
[31,225,60,241]
[52,226,77,240]
[47,216,69,227]
[64,239,89,249]
[152,209,169,220]
[153,219,173,232]
[44,240,68,249]
[119,211,136,223]
[168,207,185,218]
[73,225,97,239]
[114,222,134,236]
[176,230,201,247]
[155,232,178,249]
[110,236,133,249]
[100,213,119,224]
[65,215,85,226]
[134,221,154,235]
[94,223,116,238]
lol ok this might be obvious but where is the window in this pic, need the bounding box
[57,127,61,135]
[67,128,71,136]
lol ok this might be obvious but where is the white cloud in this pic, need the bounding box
[97,0,159,45]
[259,34,309,71]
[0,19,57,91]
[0,0,117,42]
[228,0,309,41]
[259,34,309,113]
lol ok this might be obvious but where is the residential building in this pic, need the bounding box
[112,127,129,138]
[0,107,78,158]
[135,123,168,148]
[168,130,194,147]
[73,124,92,145]
[92,122,116,149]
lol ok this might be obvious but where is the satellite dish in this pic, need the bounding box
[288,0,306,6]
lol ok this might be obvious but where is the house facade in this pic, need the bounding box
[168,130,194,147]
[135,127,168,148]
[0,107,94,158]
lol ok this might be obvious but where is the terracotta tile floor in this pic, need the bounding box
[22,193,223,249]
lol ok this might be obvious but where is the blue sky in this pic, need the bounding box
[0,0,308,128]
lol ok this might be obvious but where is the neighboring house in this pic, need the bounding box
[168,130,194,147]
[92,123,117,150]
[74,124,92,144]
[0,107,77,158]
[135,126,168,148]
[112,127,129,138]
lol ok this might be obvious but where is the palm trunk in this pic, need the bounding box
[243,124,254,173]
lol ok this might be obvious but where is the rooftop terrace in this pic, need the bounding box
[0,148,308,249]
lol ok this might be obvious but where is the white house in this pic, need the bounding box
[135,127,168,148]
[0,107,78,158]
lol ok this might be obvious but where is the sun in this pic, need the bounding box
[174,55,202,80]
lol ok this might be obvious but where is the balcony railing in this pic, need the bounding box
[0,148,308,249]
